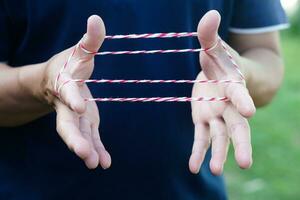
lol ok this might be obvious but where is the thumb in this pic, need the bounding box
[53,16,105,114]
[80,15,106,55]
[197,10,221,50]
[61,15,105,113]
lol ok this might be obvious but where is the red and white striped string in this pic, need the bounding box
[105,32,198,39]
[86,97,229,103]
[72,79,242,84]
[80,45,204,56]
[55,32,244,102]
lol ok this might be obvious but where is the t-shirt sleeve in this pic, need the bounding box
[229,0,289,34]
[0,0,13,62]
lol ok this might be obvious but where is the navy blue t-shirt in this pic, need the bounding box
[0,0,287,199]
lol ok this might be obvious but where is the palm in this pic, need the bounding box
[192,46,246,127]
[192,77,227,123]
[193,48,244,118]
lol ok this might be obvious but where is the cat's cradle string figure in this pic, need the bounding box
[55,32,245,102]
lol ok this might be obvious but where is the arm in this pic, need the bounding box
[229,32,284,107]
[0,62,51,126]
[0,16,111,170]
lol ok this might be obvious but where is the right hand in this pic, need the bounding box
[41,15,111,169]
[189,11,255,175]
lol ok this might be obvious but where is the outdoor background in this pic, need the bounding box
[225,1,300,199]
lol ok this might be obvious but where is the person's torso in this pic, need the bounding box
[0,0,233,199]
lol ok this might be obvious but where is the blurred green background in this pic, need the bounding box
[225,2,300,199]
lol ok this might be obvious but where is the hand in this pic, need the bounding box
[189,11,256,175]
[41,15,111,169]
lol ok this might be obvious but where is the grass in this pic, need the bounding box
[225,32,300,200]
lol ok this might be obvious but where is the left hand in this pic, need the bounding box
[42,15,111,169]
[189,10,256,175]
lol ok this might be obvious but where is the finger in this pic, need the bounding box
[55,100,93,163]
[209,119,229,176]
[197,10,224,78]
[223,105,252,169]
[225,83,256,118]
[58,73,86,114]
[91,124,112,170]
[197,10,220,51]
[79,117,99,169]
[77,15,106,58]
[189,123,210,174]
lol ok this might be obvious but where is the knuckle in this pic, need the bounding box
[193,138,211,150]
[210,120,227,140]
[65,136,74,151]
[56,123,63,134]
[192,109,208,123]
[225,84,238,98]
[94,117,100,125]
[80,129,90,136]
[211,133,228,143]
[229,121,249,133]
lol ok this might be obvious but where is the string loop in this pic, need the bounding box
[54,32,244,102]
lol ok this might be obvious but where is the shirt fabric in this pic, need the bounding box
[0,0,287,199]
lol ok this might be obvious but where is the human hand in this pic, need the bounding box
[189,11,256,175]
[41,15,111,169]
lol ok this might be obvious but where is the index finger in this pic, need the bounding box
[54,100,93,165]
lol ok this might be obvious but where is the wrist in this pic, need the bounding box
[18,62,50,106]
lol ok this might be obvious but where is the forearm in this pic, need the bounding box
[0,63,52,127]
[240,48,284,107]
[228,32,284,107]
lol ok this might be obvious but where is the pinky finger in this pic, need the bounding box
[189,123,210,174]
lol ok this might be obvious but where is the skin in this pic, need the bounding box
[0,11,284,173]
[189,11,284,175]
